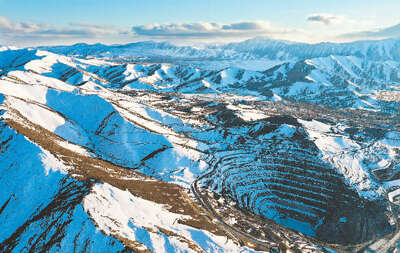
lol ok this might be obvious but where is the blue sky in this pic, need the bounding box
[0,0,399,46]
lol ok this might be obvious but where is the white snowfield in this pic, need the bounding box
[0,39,399,252]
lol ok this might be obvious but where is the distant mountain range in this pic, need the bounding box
[37,37,400,64]
[28,38,400,113]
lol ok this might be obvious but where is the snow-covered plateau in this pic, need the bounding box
[0,38,399,252]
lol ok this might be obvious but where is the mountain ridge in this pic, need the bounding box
[37,37,400,65]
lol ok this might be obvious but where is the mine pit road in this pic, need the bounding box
[190,179,278,251]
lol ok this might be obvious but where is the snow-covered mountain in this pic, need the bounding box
[39,37,400,67]
[1,38,400,252]
[16,43,400,113]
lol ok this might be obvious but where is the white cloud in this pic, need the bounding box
[307,14,349,25]
[0,16,45,33]
[131,21,294,39]
[0,16,126,46]
[0,16,97,36]
[2,14,395,47]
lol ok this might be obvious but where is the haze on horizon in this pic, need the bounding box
[0,0,399,47]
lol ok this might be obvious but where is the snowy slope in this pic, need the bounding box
[0,120,127,252]
[0,51,263,252]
